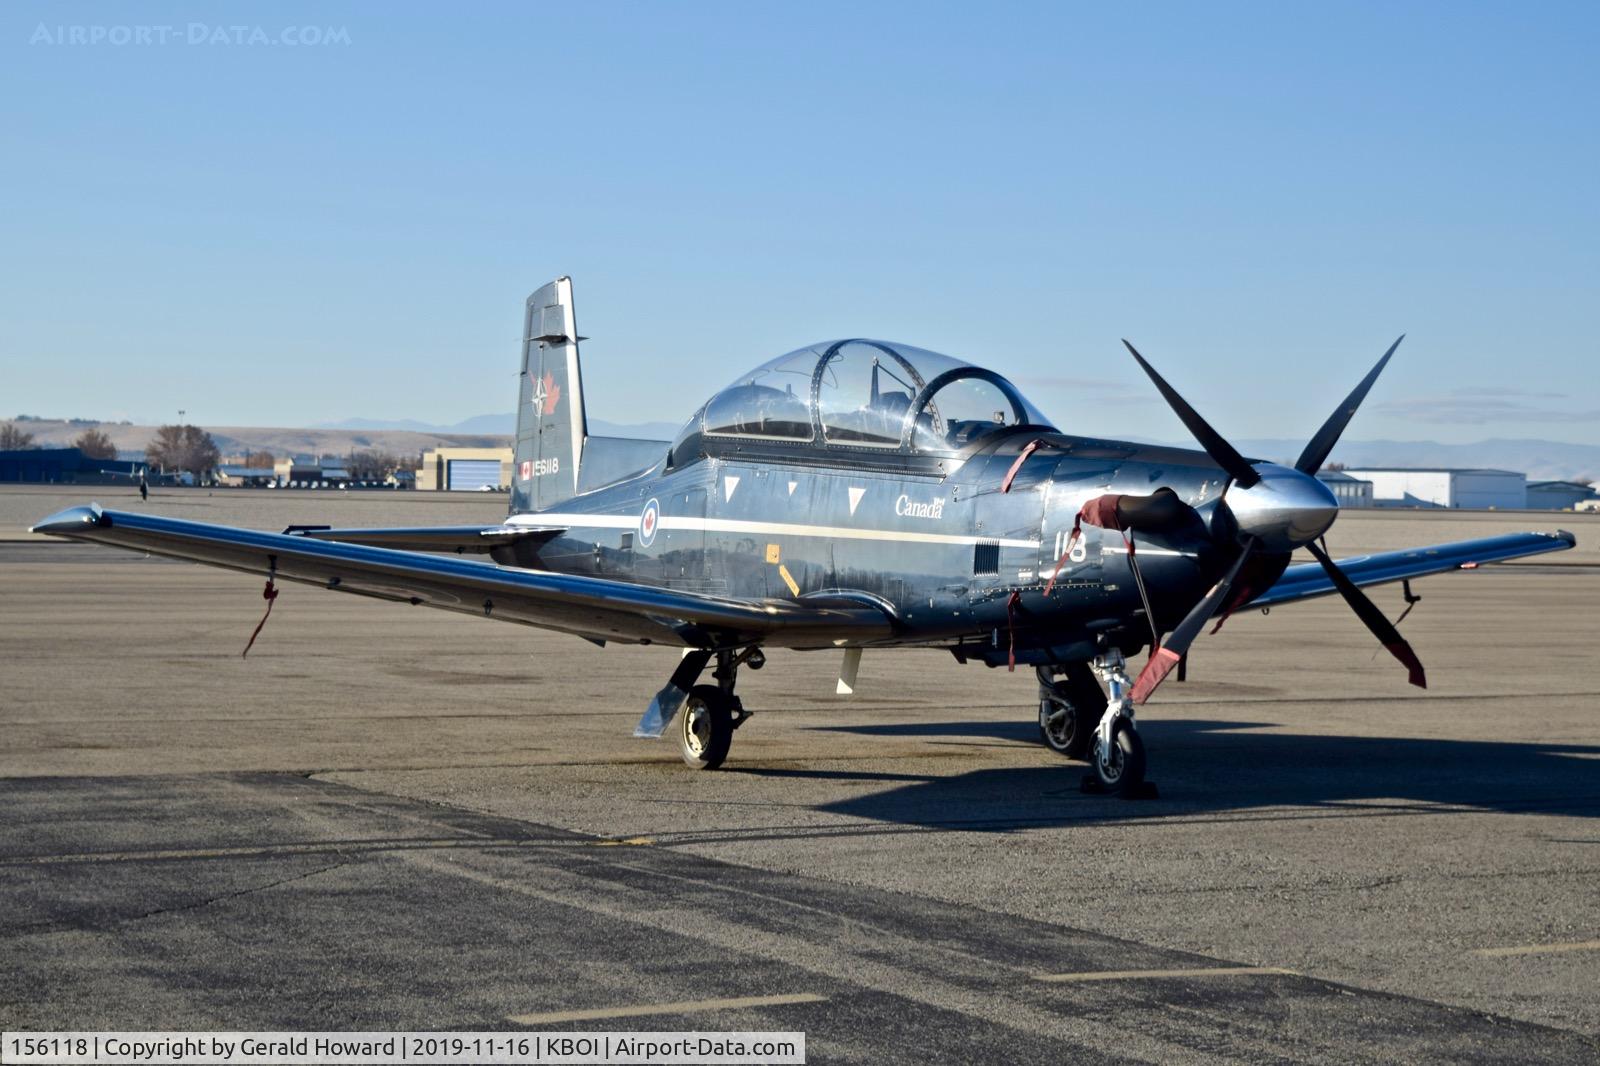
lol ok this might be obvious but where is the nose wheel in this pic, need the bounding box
[1077,649,1158,799]
[1088,716,1146,794]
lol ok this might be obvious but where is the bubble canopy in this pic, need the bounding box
[681,339,1056,456]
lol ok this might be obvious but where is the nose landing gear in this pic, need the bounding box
[1080,649,1156,799]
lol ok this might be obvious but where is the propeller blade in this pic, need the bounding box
[1294,335,1404,475]
[1131,541,1255,704]
[1122,340,1260,488]
[1306,540,1426,688]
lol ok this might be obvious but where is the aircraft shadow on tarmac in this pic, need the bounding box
[762,719,1600,829]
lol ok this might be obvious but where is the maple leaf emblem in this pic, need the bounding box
[541,371,561,416]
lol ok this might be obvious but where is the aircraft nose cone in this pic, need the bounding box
[1225,463,1338,552]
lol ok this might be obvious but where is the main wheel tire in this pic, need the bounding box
[1038,665,1104,760]
[679,685,734,770]
[1091,718,1146,796]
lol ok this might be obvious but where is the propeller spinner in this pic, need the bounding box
[1120,338,1422,703]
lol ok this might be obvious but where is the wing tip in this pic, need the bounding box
[30,503,106,536]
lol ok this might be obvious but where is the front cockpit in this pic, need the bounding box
[670,339,1055,466]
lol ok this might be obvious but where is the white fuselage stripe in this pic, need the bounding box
[510,512,1039,549]
[1102,544,1196,558]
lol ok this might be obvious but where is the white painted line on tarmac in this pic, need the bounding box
[1033,966,1295,983]
[1472,939,1600,957]
[509,993,827,1025]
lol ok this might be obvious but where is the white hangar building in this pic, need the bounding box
[1340,468,1527,510]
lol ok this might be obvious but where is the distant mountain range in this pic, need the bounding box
[1217,438,1600,483]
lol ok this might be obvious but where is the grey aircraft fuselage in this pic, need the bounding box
[498,428,1229,667]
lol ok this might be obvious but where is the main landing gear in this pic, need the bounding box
[1037,663,1103,759]
[634,647,761,770]
[1040,651,1155,799]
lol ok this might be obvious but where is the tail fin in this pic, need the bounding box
[513,277,587,513]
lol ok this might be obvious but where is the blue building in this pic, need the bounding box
[1315,469,1374,508]
[0,448,147,484]
[1525,480,1599,510]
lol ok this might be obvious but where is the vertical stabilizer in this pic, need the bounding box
[513,277,587,513]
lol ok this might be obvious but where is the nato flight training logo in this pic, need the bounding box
[531,371,561,416]
[638,498,661,547]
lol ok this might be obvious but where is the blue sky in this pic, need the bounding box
[2,2,1596,444]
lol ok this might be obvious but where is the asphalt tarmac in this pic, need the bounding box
[2,486,1597,1062]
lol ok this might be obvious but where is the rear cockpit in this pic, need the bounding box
[670,339,1055,466]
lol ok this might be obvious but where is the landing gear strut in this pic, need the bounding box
[675,648,756,770]
[1079,649,1155,799]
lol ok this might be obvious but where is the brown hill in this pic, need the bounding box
[16,420,511,461]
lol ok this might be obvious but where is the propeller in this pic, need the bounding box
[1130,539,1254,704]
[1295,336,1405,475]
[1122,337,1416,703]
[1306,539,1426,688]
[1123,340,1260,488]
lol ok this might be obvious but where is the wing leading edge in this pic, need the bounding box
[31,505,895,650]
[1250,530,1576,610]
[282,523,564,554]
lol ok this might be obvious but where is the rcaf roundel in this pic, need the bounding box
[638,497,661,547]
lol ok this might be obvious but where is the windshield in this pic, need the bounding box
[685,339,1055,453]
[704,347,815,440]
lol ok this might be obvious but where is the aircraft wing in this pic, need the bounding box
[30,505,895,650]
[1250,530,1576,609]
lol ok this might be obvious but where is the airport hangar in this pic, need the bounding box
[413,447,514,491]
[1340,467,1528,509]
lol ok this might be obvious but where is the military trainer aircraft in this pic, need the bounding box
[35,278,1576,795]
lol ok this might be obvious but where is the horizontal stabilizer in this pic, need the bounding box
[578,436,668,494]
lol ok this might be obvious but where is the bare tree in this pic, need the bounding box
[145,424,221,475]
[72,427,118,459]
[346,448,403,480]
[0,422,37,450]
[245,449,276,468]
